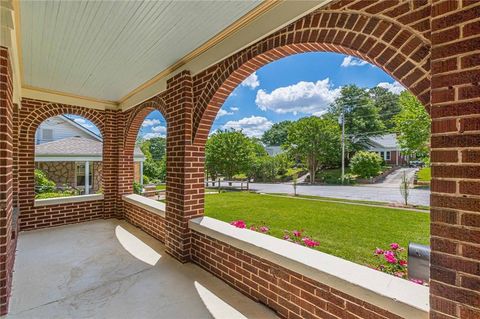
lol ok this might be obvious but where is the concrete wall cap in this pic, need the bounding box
[122,194,166,218]
[34,194,104,207]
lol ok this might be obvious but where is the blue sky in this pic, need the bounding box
[73,52,405,140]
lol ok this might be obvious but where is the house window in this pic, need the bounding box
[76,162,92,188]
[42,129,53,142]
[380,151,385,159]
[386,151,391,160]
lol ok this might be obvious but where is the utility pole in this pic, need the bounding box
[339,111,345,184]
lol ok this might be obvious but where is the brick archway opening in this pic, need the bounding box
[120,98,168,196]
[16,101,108,230]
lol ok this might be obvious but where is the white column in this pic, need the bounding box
[383,151,387,161]
[140,161,144,186]
[84,161,90,195]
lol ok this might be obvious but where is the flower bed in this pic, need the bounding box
[230,220,425,284]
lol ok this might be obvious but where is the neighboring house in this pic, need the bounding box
[265,146,283,156]
[366,134,408,166]
[35,115,145,194]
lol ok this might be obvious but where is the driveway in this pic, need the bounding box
[377,167,417,188]
[221,182,430,206]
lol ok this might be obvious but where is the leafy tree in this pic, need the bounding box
[285,117,341,184]
[205,129,255,180]
[328,85,385,152]
[349,151,382,178]
[148,137,166,160]
[393,92,430,159]
[261,120,293,146]
[138,137,167,182]
[369,86,401,130]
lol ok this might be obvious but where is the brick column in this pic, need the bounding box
[0,47,15,315]
[103,109,120,219]
[164,71,204,262]
[430,1,480,318]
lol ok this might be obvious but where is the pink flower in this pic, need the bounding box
[259,226,269,233]
[230,220,246,229]
[249,226,257,231]
[374,248,384,255]
[390,243,400,250]
[293,230,301,237]
[302,237,320,248]
[384,251,397,264]
[410,278,424,285]
[399,260,407,267]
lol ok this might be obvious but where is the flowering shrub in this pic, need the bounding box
[230,220,320,249]
[373,243,425,285]
[283,229,320,248]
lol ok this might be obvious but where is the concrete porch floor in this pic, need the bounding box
[6,219,278,319]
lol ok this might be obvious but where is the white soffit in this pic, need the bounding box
[20,0,261,102]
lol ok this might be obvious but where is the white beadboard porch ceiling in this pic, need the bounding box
[20,0,261,102]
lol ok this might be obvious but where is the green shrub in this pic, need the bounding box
[143,175,150,185]
[133,182,143,194]
[350,151,382,178]
[34,169,56,193]
[35,192,75,199]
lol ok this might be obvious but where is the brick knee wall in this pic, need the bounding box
[19,200,105,231]
[123,202,165,243]
[191,230,404,319]
[0,46,16,316]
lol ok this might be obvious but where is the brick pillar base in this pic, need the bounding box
[164,71,204,262]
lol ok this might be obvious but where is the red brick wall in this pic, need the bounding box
[15,98,118,230]
[0,46,16,316]
[429,1,480,318]
[123,201,165,243]
[191,230,404,319]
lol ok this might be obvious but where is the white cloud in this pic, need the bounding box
[73,117,94,129]
[230,106,239,112]
[222,116,273,138]
[377,81,406,94]
[151,125,167,133]
[240,72,260,89]
[143,132,165,140]
[142,119,161,127]
[341,56,368,67]
[217,109,233,118]
[255,79,340,115]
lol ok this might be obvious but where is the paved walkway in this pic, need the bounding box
[7,220,277,319]
[377,168,417,188]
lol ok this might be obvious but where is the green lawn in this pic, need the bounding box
[155,184,166,190]
[417,167,431,182]
[204,192,429,266]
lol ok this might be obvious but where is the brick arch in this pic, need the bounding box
[123,96,167,152]
[192,9,431,145]
[16,100,108,230]
[19,102,105,139]
[118,96,167,196]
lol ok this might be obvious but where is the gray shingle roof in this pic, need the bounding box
[35,137,144,158]
[367,134,399,148]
